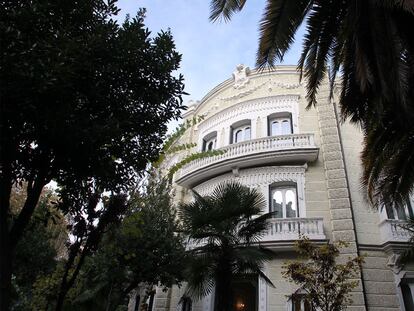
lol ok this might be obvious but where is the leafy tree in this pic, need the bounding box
[208,0,414,208]
[179,182,275,311]
[10,187,66,311]
[0,0,185,308]
[282,237,365,311]
[36,175,187,311]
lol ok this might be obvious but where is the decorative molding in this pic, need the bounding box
[267,78,301,91]
[219,81,267,102]
[198,95,300,136]
[193,166,308,216]
[258,273,268,311]
[232,64,251,89]
[219,77,301,102]
[193,166,306,195]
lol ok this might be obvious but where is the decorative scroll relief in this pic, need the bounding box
[198,95,300,136]
[233,64,251,89]
[219,77,301,102]
[220,80,268,102]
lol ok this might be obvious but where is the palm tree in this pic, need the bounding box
[179,182,275,311]
[209,0,414,208]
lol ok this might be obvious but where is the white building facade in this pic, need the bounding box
[130,65,414,311]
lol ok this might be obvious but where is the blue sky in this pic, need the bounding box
[117,0,304,102]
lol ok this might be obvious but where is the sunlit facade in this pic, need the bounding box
[129,65,414,311]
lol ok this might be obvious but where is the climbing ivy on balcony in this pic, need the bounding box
[153,114,227,180]
[167,149,226,179]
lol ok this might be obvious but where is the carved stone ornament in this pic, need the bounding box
[232,64,251,89]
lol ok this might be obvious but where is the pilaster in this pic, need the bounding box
[316,88,366,311]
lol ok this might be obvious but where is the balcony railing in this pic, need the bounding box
[379,219,412,243]
[174,133,318,187]
[263,217,325,241]
[186,217,325,250]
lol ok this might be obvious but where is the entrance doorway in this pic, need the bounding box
[230,276,258,311]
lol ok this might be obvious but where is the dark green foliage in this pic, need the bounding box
[208,0,414,209]
[283,238,365,311]
[180,182,275,311]
[59,176,186,311]
[11,196,61,311]
[0,0,185,308]
[398,218,414,264]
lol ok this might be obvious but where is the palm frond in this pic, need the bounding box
[209,0,247,22]
[184,254,216,299]
[298,0,344,107]
[257,0,312,67]
[237,212,274,242]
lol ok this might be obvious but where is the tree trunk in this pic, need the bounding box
[214,266,232,311]
[0,241,12,311]
[0,165,13,311]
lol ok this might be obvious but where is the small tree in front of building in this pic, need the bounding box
[282,237,365,311]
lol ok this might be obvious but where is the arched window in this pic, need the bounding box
[270,183,298,218]
[268,113,293,136]
[231,120,251,143]
[202,131,217,151]
[288,294,313,311]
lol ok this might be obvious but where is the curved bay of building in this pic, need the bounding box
[129,65,414,311]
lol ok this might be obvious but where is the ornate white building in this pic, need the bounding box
[130,65,414,311]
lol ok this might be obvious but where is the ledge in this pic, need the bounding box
[174,133,319,188]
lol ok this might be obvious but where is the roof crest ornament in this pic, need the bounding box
[232,64,250,89]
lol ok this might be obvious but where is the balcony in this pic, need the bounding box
[174,133,319,187]
[379,219,411,244]
[187,217,326,250]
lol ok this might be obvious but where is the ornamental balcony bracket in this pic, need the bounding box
[174,133,319,188]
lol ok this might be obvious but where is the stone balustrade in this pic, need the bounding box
[186,217,325,250]
[379,219,412,243]
[175,133,318,187]
[263,217,325,241]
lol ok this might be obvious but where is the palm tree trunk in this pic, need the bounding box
[214,265,233,311]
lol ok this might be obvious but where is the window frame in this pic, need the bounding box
[269,183,299,218]
[202,131,218,152]
[231,121,251,144]
[268,113,293,136]
[385,197,414,220]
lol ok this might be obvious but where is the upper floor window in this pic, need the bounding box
[202,131,217,151]
[385,198,414,220]
[231,120,251,144]
[270,183,298,218]
[268,113,293,136]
